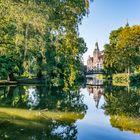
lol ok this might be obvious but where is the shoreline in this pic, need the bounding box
[0,80,17,85]
[0,78,45,85]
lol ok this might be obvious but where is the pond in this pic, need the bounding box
[0,84,140,140]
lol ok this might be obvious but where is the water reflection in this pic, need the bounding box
[27,88,40,109]
[0,84,140,139]
[86,74,103,86]
[0,85,87,139]
[87,85,104,108]
[102,85,140,134]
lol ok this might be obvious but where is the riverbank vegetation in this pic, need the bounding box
[112,73,129,86]
[103,85,140,133]
[0,0,93,90]
[103,24,140,84]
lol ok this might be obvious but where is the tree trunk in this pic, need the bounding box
[37,70,43,79]
[8,73,15,81]
[24,24,29,61]
[128,67,130,77]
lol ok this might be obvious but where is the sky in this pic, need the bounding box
[79,0,140,64]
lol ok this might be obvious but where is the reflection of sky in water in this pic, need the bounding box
[76,88,140,140]
[52,126,70,138]
[27,87,40,109]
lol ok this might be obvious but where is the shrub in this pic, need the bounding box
[130,73,140,86]
[113,73,129,86]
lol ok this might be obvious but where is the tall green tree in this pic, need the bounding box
[104,25,140,74]
[0,0,92,89]
[117,25,140,73]
[103,27,123,73]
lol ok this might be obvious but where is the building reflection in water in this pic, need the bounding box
[86,77,103,86]
[87,85,104,108]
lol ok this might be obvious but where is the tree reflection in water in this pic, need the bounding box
[86,83,140,134]
[1,84,140,138]
[0,85,87,140]
[103,85,140,134]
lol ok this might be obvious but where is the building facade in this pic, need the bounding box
[87,42,104,72]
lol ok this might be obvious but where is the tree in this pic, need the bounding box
[103,27,123,73]
[117,25,140,73]
[104,25,140,74]
[0,0,93,89]
[0,55,19,80]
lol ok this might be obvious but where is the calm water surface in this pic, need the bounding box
[0,84,140,140]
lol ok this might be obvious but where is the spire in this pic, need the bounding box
[95,42,99,50]
[93,42,99,55]
[126,20,129,27]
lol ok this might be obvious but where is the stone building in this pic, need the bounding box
[87,42,104,72]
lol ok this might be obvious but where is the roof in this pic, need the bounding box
[98,54,104,60]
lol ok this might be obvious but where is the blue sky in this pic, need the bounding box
[79,0,140,64]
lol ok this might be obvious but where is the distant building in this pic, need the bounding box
[87,42,104,72]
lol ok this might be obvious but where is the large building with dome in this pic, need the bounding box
[87,42,104,72]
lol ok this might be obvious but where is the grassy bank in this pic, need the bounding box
[110,115,140,134]
[0,80,17,85]
[0,107,84,128]
[112,73,140,87]
[0,77,44,85]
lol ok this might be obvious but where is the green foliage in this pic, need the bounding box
[96,74,104,80]
[104,25,140,74]
[113,73,129,86]
[0,55,19,79]
[130,73,140,86]
[103,85,140,133]
[0,85,87,139]
[110,115,140,134]
[103,28,123,73]
[103,86,140,117]
[0,0,91,88]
